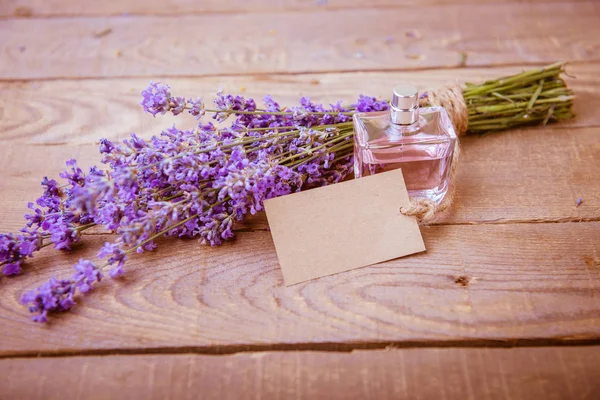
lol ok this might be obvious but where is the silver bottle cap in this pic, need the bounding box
[390,84,419,125]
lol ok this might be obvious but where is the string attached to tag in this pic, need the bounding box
[400,84,468,223]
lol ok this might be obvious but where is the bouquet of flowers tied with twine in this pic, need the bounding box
[0,63,573,323]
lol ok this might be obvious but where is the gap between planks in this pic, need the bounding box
[0,60,593,83]
[2,338,600,360]
[0,0,588,19]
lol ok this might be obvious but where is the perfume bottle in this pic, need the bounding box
[353,84,457,204]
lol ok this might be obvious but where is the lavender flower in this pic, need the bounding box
[213,91,256,123]
[20,277,75,323]
[21,259,101,322]
[97,242,127,278]
[1,232,41,275]
[33,177,61,213]
[141,82,172,116]
[2,163,98,276]
[171,96,186,116]
[99,138,115,154]
[72,259,102,293]
[188,98,205,119]
[354,95,389,112]
[59,159,85,187]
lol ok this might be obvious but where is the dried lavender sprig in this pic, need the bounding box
[21,214,198,322]
[1,162,103,277]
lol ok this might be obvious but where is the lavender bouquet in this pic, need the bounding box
[1,63,573,322]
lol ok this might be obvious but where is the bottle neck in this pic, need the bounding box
[390,106,420,135]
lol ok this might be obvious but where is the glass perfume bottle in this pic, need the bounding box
[353,84,457,204]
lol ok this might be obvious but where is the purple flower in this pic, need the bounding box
[354,95,389,112]
[25,203,44,227]
[188,98,205,119]
[109,259,126,278]
[213,91,256,123]
[20,276,76,323]
[1,232,42,276]
[72,259,102,293]
[263,95,281,112]
[21,259,102,322]
[97,242,127,278]
[99,138,115,154]
[3,262,22,276]
[68,166,111,217]
[48,222,80,251]
[59,159,85,187]
[35,177,61,212]
[171,96,186,116]
[18,237,38,257]
[141,82,171,116]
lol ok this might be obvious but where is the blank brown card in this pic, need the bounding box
[264,168,426,285]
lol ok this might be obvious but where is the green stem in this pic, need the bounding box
[329,148,354,164]
[278,131,354,164]
[0,223,98,268]
[76,223,97,231]
[203,108,355,116]
[135,123,354,172]
[462,62,564,97]
[526,80,545,111]
[98,214,199,272]
[286,141,354,169]
[240,123,347,132]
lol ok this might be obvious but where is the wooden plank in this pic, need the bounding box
[0,63,596,145]
[1,125,598,233]
[1,348,599,400]
[1,0,586,18]
[0,2,599,79]
[0,222,599,355]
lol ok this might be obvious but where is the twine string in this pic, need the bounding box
[401,85,468,223]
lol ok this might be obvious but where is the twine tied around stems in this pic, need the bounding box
[400,85,467,223]
[419,84,469,136]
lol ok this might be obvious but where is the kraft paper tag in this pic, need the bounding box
[264,169,425,285]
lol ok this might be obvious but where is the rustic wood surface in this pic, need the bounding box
[1,0,599,398]
[1,0,588,18]
[1,347,599,400]
[1,223,600,356]
[1,2,600,79]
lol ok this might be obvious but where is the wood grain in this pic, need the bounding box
[0,222,599,355]
[1,347,599,400]
[1,0,598,393]
[1,0,587,18]
[0,63,596,145]
[1,2,599,79]
[1,125,599,234]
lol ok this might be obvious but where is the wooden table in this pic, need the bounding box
[1,1,599,398]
